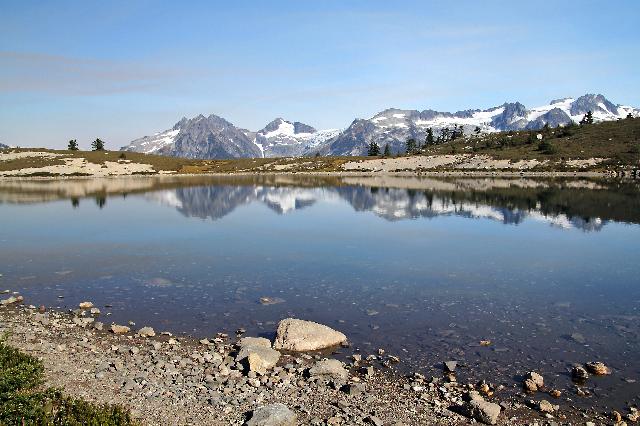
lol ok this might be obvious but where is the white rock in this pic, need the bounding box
[273,318,346,351]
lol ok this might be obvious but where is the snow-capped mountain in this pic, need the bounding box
[322,94,639,156]
[250,118,339,157]
[122,93,638,159]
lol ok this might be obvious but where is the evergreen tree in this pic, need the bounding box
[91,138,105,151]
[405,138,417,155]
[383,144,391,157]
[67,139,79,150]
[474,126,481,135]
[580,111,594,125]
[367,141,380,156]
[626,112,633,119]
[425,128,435,145]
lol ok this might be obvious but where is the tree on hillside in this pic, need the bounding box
[383,144,391,157]
[627,113,634,119]
[367,141,380,156]
[580,110,594,125]
[91,138,105,151]
[425,128,435,146]
[474,126,481,136]
[405,138,417,155]
[67,139,79,151]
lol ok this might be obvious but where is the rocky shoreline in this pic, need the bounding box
[0,296,637,425]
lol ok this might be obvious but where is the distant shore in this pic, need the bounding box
[1,148,637,180]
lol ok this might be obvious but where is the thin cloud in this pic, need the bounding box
[0,51,187,95]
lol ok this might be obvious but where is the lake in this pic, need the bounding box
[1,175,639,410]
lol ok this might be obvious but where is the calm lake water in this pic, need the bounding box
[1,175,639,409]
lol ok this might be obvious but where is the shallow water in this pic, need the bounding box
[1,175,639,410]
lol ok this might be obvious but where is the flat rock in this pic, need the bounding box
[246,403,297,426]
[308,359,349,382]
[110,324,130,334]
[78,301,93,309]
[273,318,347,351]
[464,400,501,425]
[444,360,457,372]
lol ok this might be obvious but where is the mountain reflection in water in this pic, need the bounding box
[146,185,610,231]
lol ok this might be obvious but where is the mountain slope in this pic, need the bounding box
[324,94,638,156]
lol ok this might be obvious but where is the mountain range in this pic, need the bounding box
[121,93,638,158]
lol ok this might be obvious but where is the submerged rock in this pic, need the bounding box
[444,360,457,372]
[246,403,297,426]
[572,365,589,381]
[585,361,610,375]
[273,318,347,351]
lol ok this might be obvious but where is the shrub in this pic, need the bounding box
[537,140,557,155]
[0,336,134,425]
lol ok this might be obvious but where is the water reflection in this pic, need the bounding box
[1,175,638,231]
[145,184,611,231]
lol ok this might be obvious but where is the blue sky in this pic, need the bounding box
[1,0,639,149]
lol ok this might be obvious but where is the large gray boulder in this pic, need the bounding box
[246,403,297,426]
[273,318,347,351]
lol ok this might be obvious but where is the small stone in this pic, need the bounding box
[110,324,130,335]
[90,307,101,315]
[464,400,501,424]
[523,371,544,391]
[538,399,558,413]
[585,361,610,375]
[247,403,297,426]
[138,327,155,337]
[309,359,349,382]
[236,345,281,374]
[341,382,365,396]
[444,361,457,372]
[78,301,93,309]
[572,365,589,381]
[549,389,562,398]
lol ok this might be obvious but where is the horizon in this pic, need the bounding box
[1,1,639,149]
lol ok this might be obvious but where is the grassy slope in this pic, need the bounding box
[1,117,638,174]
[421,116,640,169]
